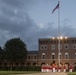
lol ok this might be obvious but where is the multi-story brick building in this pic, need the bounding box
[26,51,38,66]
[0,37,76,69]
[27,37,76,69]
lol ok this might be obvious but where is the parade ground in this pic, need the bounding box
[15,72,67,75]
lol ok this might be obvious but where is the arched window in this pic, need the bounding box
[26,63,31,66]
[73,44,76,49]
[32,63,37,66]
[52,53,55,59]
[65,53,69,59]
[42,53,45,59]
[64,44,69,49]
[59,53,62,59]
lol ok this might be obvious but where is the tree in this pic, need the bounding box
[0,46,5,60]
[4,38,27,69]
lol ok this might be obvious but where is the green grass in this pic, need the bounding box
[67,72,76,75]
[0,71,40,75]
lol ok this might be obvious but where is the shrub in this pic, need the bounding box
[73,66,76,71]
[0,66,41,71]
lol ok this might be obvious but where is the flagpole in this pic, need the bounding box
[58,1,60,66]
[52,1,60,66]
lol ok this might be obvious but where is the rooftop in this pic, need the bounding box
[27,51,38,54]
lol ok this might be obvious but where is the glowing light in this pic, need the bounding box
[60,36,63,40]
[52,37,55,39]
[65,36,67,39]
[57,37,59,39]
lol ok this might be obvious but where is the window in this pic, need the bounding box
[58,45,62,49]
[64,44,69,49]
[73,44,76,49]
[42,53,45,59]
[28,56,30,59]
[51,45,55,50]
[40,45,47,50]
[65,53,69,59]
[34,56,36,59]
[40,45,44,50]
[58,53,62,59]
[52,53,55,59]
[44,45,47,50]
[60,54,62,59]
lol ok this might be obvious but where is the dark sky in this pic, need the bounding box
[0,0,76,50]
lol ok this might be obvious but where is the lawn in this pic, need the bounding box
[67,72,76,75]
[0,71,40,75]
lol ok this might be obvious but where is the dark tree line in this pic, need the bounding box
[0,38,27,69]
[0,46,5,60]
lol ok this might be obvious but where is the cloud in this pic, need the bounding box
[0,0,76,50]
[61,18,76,37]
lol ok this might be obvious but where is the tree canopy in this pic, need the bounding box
[0,46,5,60]
[4,38,27,62]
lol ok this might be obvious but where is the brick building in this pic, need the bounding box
[27,37,76,69]
[0,37,76,68]
[26,51,38,66]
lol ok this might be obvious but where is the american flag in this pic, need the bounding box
[52,2,59,13]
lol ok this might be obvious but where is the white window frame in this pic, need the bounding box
[58,45,62,49]
[42,53,46,59]
[40,45,47,50]
[51,53,55,59]
[44,45,47,50]
[40,45,44,50]
[51,45,55,50]
[64,44,69,50]
[65,53,69,59]
[73,44,76,49]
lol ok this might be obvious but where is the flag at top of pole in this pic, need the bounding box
[52,1,59,13]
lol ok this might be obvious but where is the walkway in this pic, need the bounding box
[15,72,67,75]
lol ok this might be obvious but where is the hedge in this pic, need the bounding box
[0,66,41,71]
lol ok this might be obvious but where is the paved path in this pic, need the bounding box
[15,72,67,75]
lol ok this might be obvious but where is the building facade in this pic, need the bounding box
[0,37,76,68]
[38,38,76,67]
[27,37,76,68]
[26,51,38,66]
